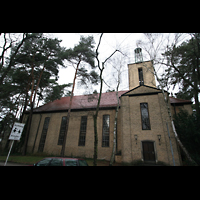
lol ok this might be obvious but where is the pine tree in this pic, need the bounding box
[60,35,99,157]
[162,34,200,121]
[9,34,68,155]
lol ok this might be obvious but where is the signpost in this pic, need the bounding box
[4,122,25,166]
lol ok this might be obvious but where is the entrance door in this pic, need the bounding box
[142,142,156,162]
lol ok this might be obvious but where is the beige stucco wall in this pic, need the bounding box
[120,87,182,166]
[128,60,156,90]
[26,109,116,161]
[171,103,193,117]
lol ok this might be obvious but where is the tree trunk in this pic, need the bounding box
[93,114,98,165]
[93,64,104,166]
[93,33,123,166]
[22,56,35,156]
[60,58,81,157]
[193,65,200,121]
[93,33,103,166]
[22,103,33,155]
[109,88,119,166]
[32,64,45,107]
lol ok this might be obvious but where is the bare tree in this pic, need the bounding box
[108,53,127,166]
[93,33,125,166]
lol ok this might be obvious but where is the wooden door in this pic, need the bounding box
[142,142,156,162]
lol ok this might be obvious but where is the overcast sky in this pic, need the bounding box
[1,33,187,96]
[49,33,146,95]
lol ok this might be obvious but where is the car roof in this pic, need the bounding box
[43,157,84,160]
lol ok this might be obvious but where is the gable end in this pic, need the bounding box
[121,84,164,97]
[126,91,162,97]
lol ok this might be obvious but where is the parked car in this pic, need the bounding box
[32,157,88,166]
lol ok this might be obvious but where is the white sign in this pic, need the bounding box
[9,122,25,140]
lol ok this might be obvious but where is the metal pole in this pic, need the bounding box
[166,122,175,166]
[4,140,14,166]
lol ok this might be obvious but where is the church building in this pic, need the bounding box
[24,48,192,165]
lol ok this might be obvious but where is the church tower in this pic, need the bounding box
[128,48,156,90]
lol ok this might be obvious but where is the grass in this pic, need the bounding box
[0,154,121,166]
[0,155,47,165]
[0,153,170,166]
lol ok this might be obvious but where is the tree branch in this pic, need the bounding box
[95,33,103,71]
[103,50,118,65]
[0,33,12,71]
[0,33,40,85]
[158,61,200,92]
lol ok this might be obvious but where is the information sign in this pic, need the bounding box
[9,122,25,140]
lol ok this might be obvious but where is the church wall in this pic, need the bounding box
[116,108,122,153]
[120,95,132,163]
[170,103,193,117]
[157,93,181,166]
[26,109,117,161]
[128,61,156,89]
[120,91,181,165]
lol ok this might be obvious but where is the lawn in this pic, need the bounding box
[0,155,121,166]
[0,155,47,165]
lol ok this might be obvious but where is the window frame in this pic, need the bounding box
[140,103,151,130]
[102,114,110,147]
[38,117,50,152]
[138,68,144,86]
[58,116,68,145]
[78,116,87,146]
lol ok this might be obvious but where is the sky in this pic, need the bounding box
[1,33,190,97]
[48,33,147,95]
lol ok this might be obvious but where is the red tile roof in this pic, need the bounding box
[169,96,192,104]
[33,90,128,112]
[32,91,192,113]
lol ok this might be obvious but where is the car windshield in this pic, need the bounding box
[78,160,88,166]
[49,158,63,166]
[65,159,78,166]
[35,158,52,166]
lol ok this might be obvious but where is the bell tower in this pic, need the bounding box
[134,47,143,63]
[128,48,156,90]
